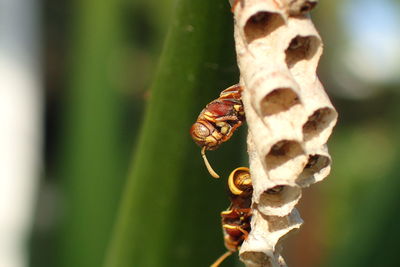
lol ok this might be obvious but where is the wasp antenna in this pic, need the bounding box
[201,146,220,178]
[210,251,233,267]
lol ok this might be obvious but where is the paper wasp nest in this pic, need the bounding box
[230,0,337,266]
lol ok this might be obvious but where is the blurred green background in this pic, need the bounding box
[23,0,400,266]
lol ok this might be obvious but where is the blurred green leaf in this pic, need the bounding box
[104,0,244,266]
[56,1,129,267]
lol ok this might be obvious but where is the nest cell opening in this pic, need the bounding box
[259,185,301,209]
[240,251,273,267]
[296,154,330,186]
[265,140,304,169]
[260,88,300,116]
[244,12,285,43]
[285,35,320,68]
[299,1,318,13]
[289,0,318,15]
[302,107,336,141]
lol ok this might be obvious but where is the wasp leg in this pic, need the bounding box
[221,208,252,219]
[215,121,232,136]
[221,120,243,143]
[213,114,240,122]
[223,224,250,239]
[219,84,242,99]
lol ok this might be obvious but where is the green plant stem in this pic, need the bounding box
[104,0,242,266]
[57,0,126,267]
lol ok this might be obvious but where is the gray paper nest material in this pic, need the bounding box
[229,0,337,266]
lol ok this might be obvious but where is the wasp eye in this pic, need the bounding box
[191,122,210,139]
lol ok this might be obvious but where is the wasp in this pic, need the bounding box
[190,84,245,178]
[211,167,253,267]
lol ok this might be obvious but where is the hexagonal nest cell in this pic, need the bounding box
[289,0,318,16]
[241,251,275,267]
[302,107,336,141]
[296,154,330,186]
[299,1,318,13]
[244,11,285,43]
[265,140,304,169]
[285,35,321,68]
[259,185,301,209]
[260,88,300,116]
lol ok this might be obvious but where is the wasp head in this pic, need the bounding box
[228,167,252,196]
[190,120,221,150]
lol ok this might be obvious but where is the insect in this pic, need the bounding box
[190,84,245,178]
[211,167,253,267]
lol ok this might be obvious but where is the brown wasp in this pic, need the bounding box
[190,84,245,178]
[211,167,253,267]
